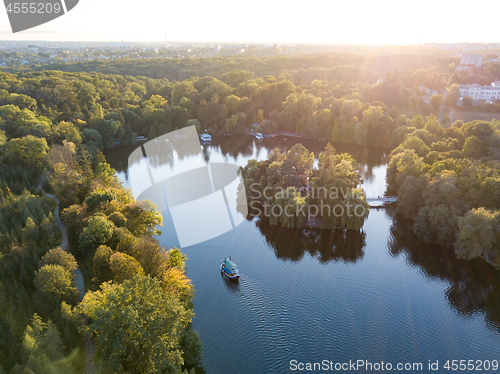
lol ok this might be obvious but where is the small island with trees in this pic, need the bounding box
[240,143,370,231]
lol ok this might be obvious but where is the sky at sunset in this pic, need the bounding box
[0,0,498,44]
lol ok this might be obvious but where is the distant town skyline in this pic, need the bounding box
[0,0,499,45]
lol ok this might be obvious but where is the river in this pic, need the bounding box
[105,135,500,373]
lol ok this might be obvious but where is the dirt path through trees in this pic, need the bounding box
[45,192,97,374]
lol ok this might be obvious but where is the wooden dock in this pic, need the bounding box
[366,196,398,208]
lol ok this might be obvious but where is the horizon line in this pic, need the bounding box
[0,39,499,46]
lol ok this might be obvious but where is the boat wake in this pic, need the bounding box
[236,275,292,369]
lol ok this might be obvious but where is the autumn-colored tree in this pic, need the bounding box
[92,245,114,286]
[455,208,500,262]
[81,275,192,374]
[109,252,144,283]
[78,215,115,256]
[39,247,78,273]
[6,135,49,176]
[34,265,79,317]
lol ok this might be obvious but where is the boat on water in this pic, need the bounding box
[200,133,211,143]
[255,132,263,141]
[221,258,240,280]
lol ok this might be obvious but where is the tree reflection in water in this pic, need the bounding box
[386,207,500,331]
[255,216,366,263]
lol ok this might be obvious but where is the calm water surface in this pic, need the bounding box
[106,135,500,373]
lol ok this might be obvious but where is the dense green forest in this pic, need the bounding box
[0,142,203,372]
[1,51,500,372]
[0,62,209,372]
[386,119,500,267]
[1,52,499,154]
[8,51,457,81]
[0,51,499,153]
[0,142,203,374]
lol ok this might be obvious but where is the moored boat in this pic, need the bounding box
[221,258,240,280]
[200,133,211,143]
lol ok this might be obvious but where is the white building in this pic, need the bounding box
[459,84,500,101]
[460,54,482,67]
